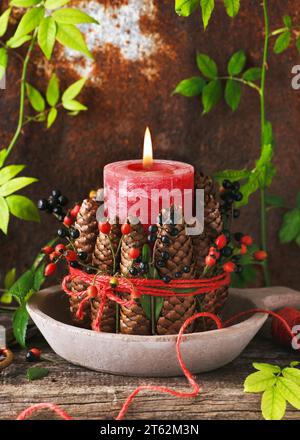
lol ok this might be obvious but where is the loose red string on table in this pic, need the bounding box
[16,307,299,421]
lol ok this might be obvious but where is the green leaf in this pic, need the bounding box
[10,0,41,6]
[227,50,246,76]
[62,77,86,102]
[253,363,281,374]
[0,176,38,197]
[139,295,151,320]
[62,99,87,111]
[0,196,9,234]
[230,264,257,288]
[33,263,45,291]
[0,8,11,38]
[244,371,277,393]
[9,269,35,304]
[255,143,276,188]
[6,195,40,222]
[46,73,59,106]
[296,192,300,209]
[196,53,218,79]
[290,361,300,368]
[279,209,300,243]
[276,377,300,410]
[242,67,262,81]
[44,0,69,8]
[265,194,284,208]
[13,6,44,39]
[173,77,206,97]
[274,31,291,54]
[213,168,250,184]
[296,36,300,54]
[47,107,58,128]
[155,297,164,321]
[263,121,273,146]
[0,149,7,167]
[38,16,56,60]
[261,385,286,420]
[0,48,8,81]
[0,165,25,186]
[225,79,241,111]
[12,305,29,347]
[238,173,259,207]
[56,23,93,59]
[283,15,292,28]
[4,268,17,290]
[282,367,300,386]
[224,0,240,18]
[202,79,222,114]
[26,83,45,112]
[52,8,98,25]
[175,0,198,16]
[6,34,32,48]
[200,0,215,30]
[27,366,49,381]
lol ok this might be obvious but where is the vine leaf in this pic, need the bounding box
[52,8,99,25]
[273,31,291,54]
[7,34,32,49]
[202,79,222,114]
[283,15,292,29]
[175,0,198,16]
[46,73,60,107]
[44,0,69,9]
[10,0,41,7]
[0,176,38,197]
[224,0,240,18]
[38,16,57,60]
[261,385,286,420]
[26,83,45,112]
[13,6,45,40]
[213,168,250,183]
[225,79,241,111]
[173,76,206,97]
[6,195,40,222]
[253,363,281,374]
[62,100,87,111]
[47,107,58,128]
[56,23,93,59]
[282,367,300,386]
[0,196,9,234]
[265,194,284,208]
[0,267,16,304]
[296,36,300,54]
[200,0,215,30]
[244,371,277,393]
[27,366,49,381]
[0,48,8,81]
[12,305,29,348]
[276,377,300,410]
[0,165,25,186]
[0,8,11,38]
[196,53,218,79]
[279,209,300,243]
[62,78,86,104]
[242,67,262,81]
[227,50,246,76]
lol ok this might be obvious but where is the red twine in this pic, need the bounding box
[16,307,300,421]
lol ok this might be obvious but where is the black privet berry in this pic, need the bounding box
[161,251,170,260]
[129,266,138,276]
[234,232,243,242]
[70,261,80,268]
[53,206,63,215]
[52,190,62,199]
[78,251,88,261]
[175,272,182,279]
[233,209,240,219]
[222,179,233,190]
[26,351,38,362]
[57,228,67,238]
[147,234,156,244]
[232,181,240,191]
[86,266,96,274]
[221,246,233,257]
[157,260,166,268]
[58,195,68,206]
[148,225,158,234]
[161,235,170,245]
[69,228,80,239]
[183,266,190,273]
[48,196,57,208]
[170,227,179,236]
[234,192,243,202]
[162,275,171,284]
[37,199,48,211]
[235,264,243,274]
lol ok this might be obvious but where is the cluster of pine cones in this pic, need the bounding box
[68,172,229,336]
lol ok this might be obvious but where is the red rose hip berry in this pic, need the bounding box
[240,244,248,255]
[241,235,253,246]
[223,262,236,273]
[121,223,131,235]
[87,285,98,298]
[45,263,57,276]
[63,216,73,227]
[42,246,54,255]
[254,250,268,261]
[129,247,140,260]
[99,221,111,235]
[205,255,216,267]
[70,204,81,218]
[65,250,77,262]
[215,234,227,250]
[55,244,65,254]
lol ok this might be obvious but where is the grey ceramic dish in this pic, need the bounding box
[27,286,300,377]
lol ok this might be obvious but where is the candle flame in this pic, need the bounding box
[143,126,153,168]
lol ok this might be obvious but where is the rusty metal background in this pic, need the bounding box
[0,0,300,289]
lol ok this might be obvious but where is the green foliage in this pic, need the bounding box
[202,79,222,113]
[175,0,198,17]
[56,23,93,59]
[274,31,291,54]
[52,8,99,25]
[27,366,49,381]
[225,79,241,111]
[0,267,16,304]
[227,50,246,76]
[0,48,8,81]
[173,77,206,97]
[224,0,240,18]
[38,16,57,60]
[279,204,300,245]
[244,362,300,420]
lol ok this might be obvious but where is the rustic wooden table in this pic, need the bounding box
[0,335,299,420]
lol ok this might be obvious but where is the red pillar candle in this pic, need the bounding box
[103,128,194,225]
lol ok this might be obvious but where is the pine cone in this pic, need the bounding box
[119,222,150,335]
[68,278,91,328]
[90,296,117,333]
[74,198,99,263]
[196,286,229,331]
[154,219,196,335]
[92,223,121,275]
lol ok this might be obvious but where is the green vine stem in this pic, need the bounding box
[260,0,270,286]
[5,31,37,163]
[219,76,262,94]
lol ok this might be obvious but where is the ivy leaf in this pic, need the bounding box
[62,78,86,102]
[0,48,8,81]
[200,0,215,30]
[276,377,300,410]
[175,0,198,16]
[225,79,241,111]
[242,67,262,81]
[6,195,40,222]
[26,83,45,112]
[196,53,218,79]
[13,6,44,40]
[9,269,34,305]
[202,79,222,113]
[282,367,300,386]
[213,168,250,184]
[279,209,300,243]
[0,196,9,234]
[261,385,286,420]
[46,73,59,106]
[265,194,284,208]
[244,371,277,393]
[52,8,98,25]
[7,34,32,48]
[56,23,93,59]
[224,0,240,18]
[0,165,25,186]
[27,366,49,381]
[38,16,57,60]
[273,31,291,54]
[0,176,38,197]
[44,0,69,8]
[253,363,281,374]
[227,50,246,76]
[283,15,292,29]
[62,99,87,111]
[10,0,41,6]
[173,77,206,97]
[12,305,29,348]
[0,8,11,38]
[47,107,58,128]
